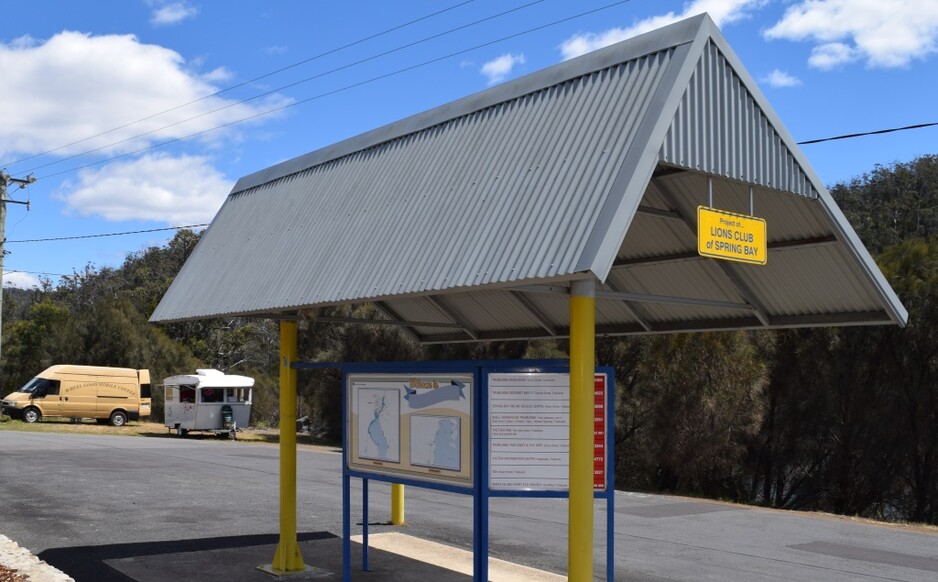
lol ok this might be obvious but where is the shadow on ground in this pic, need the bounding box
[39,531,471,582]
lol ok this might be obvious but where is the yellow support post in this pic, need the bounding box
[271,320,305,572]
[568,279,595,582]
[391,483,406,525]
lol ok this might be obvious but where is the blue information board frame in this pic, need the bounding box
[294,359,615,581]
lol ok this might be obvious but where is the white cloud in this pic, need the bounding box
[761,69,802,87]
[480,53,526,85]
[9,35,38,49]
[3,271,41,289]
[808,42,859,70]
[0,31,291,162]
[560,0,765,60]
[765,0,938,69]
[149,1,199,26]
[263,45,288,56]
[58,154,233,223]
[201,66,234,83]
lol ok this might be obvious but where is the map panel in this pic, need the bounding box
[347,373,473,487]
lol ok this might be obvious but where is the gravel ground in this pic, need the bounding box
[0,535,72,582]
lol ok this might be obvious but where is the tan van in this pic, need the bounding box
[0,365,151,426]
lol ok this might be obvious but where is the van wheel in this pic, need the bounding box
[22,407,41,423]
[109,411,128,427]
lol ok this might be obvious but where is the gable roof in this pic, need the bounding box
[150,14,906,341]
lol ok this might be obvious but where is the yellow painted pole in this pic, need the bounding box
[272,320,305,572]
[568,279,595,582]
[391,483,406,525]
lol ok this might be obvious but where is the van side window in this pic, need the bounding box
[45,380,61,396]
[30,378,60,397]
[140,383,152,398]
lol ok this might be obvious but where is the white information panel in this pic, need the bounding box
[348,373,473,487]
[488,372,608,491]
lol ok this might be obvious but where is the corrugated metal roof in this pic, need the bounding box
[151,13,906,339]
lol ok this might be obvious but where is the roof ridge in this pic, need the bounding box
[231,14,708,195]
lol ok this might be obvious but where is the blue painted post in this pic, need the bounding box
[475,369,489,582]
[342,371,351,581]
[363,478,370,571]
[606,370,615,581]
[343,473,351,581]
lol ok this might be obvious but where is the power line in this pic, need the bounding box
[6,224,208,244]
[33,0,634,181]
[798,122,938,145]
[4,269,68,277]
[18,0,546,177]
[0,0,475,170]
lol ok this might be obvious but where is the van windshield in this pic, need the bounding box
[17,377,45,393]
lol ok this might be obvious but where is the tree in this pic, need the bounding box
[876,237,938,523]
[832,155,938,254]
[620,332,766,499]
[1,299,77,392]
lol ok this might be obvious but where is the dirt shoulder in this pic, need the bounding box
[0,418,341,452]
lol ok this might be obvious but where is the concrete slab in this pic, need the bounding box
[350,532,565,581]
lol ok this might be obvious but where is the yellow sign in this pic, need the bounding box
[698,206,767,265]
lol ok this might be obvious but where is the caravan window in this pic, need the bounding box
[222,388,251,402]
[201,388,223,403]
[179,386,196,403]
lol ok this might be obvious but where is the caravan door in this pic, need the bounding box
[166,385,198,430]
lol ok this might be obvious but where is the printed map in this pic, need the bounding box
[410,415,461,471]
[357,387,400,462]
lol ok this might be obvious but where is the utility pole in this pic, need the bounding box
[0,170,35,367]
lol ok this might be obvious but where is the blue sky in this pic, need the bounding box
[2,0,937,289]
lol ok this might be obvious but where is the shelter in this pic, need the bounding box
[151,13,906,581]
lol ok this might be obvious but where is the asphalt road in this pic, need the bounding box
[1,430,936,581]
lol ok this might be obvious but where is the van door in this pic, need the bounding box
[64,381,99,418]
[139,381,151,418]
[31,379,62,417]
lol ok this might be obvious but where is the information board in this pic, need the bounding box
[347,373,473,486]
[698,206,767,265]
[488,372,608,491]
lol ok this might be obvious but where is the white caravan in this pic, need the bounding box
[163,369,253,438]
